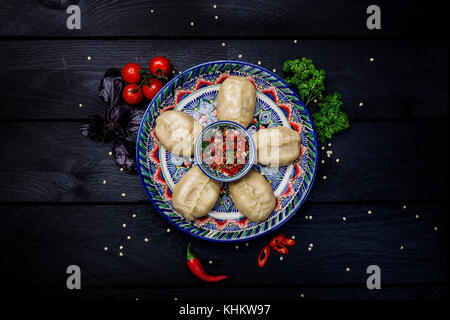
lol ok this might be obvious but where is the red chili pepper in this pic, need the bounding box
[269,233,285,247]
[186,243,227,282]
[258,245,271,268]
[272,244,289,254]
[281,238,296,246]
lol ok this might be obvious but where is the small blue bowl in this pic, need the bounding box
[194,120,256,182]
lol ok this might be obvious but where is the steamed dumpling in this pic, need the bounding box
[252,126,301,167]
[155,110,203,156]
[216,76,256,127]
[172,166,220,221]
[229,170,276,222]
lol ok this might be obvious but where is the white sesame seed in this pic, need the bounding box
[121,193,126,197]
[321,160,325,164]
[213,4,217,8]
[167,228,171,232]
[127,235,131,240]
[294,40,298,44]
[120,168,124,172]
[144,238,148,242]
[434,226,438,231]
[132,214,136,218]
[342,217,347,221]
[102,180,107,184]
[328,143,332,147]
[280,256,283,261]
[221,42,226,47]
[309,243,313,247]
[313,99,318,103]
[122,223,126,228]
[359,102,364,107]
[104,247,108,251]
[235,245,239,249]
[403,205,407,209]
[150,9,154,13]
[245,242,249,246]
[369,57,374,62]
[119,252,123,256]
[309,216,313,220]
[257,61,261,65]
[119,245,123,249]
[321,146,325,150]
[190,21,194,26]
[368,210,372,214]
[336,158,340,163]
[135,298,139,301]
[346,267,350,272]
[400,245,404,250]
[87,56,91,60]
[300,293,304,298]
[273,68,276,72]
[209,260,213,264]
[322,176,327,180]
[307,247,312,251]
[238,54,243,58]
[79,103,83,107]
[174,297,178,301]
[415,214,419,219]
[291,236,296,239]
[108,152,112,156]
[214,15,219,20]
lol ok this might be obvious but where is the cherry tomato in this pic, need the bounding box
[149,56,172,77]
[142,79,164,100]
[121,63,143,84]
[122,84,143,105]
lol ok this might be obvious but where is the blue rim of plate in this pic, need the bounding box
[136,60,319,243]
[193,120,256,182]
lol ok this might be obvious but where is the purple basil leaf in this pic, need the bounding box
[99,68,124,109]
[80,115,106,141]
[113,139,137,172]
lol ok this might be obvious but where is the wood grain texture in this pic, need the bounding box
[0,203,446,292]
[0,40,447,120]
[0,0,448,37]
[0,121,447,202]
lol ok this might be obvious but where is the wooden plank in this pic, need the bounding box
[0,0,447,37]
[0,40,447,120]
[0,121,447,202]
[0,203,447,291]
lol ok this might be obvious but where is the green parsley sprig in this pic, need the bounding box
[283,57,350,143]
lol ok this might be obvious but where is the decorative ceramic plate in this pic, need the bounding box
[136,61,318,242]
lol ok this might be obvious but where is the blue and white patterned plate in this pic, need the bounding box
[136,60,318,242]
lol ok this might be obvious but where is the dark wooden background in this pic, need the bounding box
[0,0,448,301]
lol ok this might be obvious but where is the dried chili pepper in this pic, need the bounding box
[258,245,271,268]
[281,237,296,246]
[186,243,227,282]
[272,244,289,254]
[269,233,285,247]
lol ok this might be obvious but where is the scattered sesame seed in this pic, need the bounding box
[121,193,126,197]
[119,245,123,249]
[280,256,284,261]
[214,15,219,20]
[257,61,261,65]
[178,71,182,74]
[150,9,154,13]
[144,238,149,242]
[403,205,407,209]
[79,103,83,107]
[119,252,123,256]
[359,102,364,107]
[415,214,419,219]
[313,99,318,103]
[321,160,325,164]
[328,143,332,147]
[104,247,108,251]
[369,57,374,62]
[309,243,313,247]
[102,180,107,184]
[209,260,213,264]
[434,226,438,231]
[238,54,243,58]
[272,68,276,72]
[127,235,131,240]
[167,228,171,232]
[321,146,325,150]
[291,236,296,239]
[305,216,308,219]
[120,168,124,172]
[294,40,298,44]
[87,56,91,60]
[368,210,372,214]
[336,158,340,163]
[190,21,194,26]
[346,267,350,272]
[213,4,217,8]
[221,42,226,47]
[400,245,404,250]
[245,242,249,246]
[300,293,304,298]
[342,216,347,221]
[122,223,126,228]
[307,247,312,251]
[322,175,327,180]
[132,214,136,218]
[174,297,178,301]
[108,152,112,156]
[135,298,139,301]
[309,216,312,220]
[172,70,175,74]
[235,245,239,249]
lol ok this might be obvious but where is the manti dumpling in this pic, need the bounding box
[229,170,276,222]
[252,126,301,167]
[155,110,203,156]
[172,166,220,221]
[216,76,256,128]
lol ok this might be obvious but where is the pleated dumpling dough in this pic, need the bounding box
[155,110,203,156]
[252,126,301,167]
[216,76,256,127]
[172,166,220,221]
[229,170,276,222]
